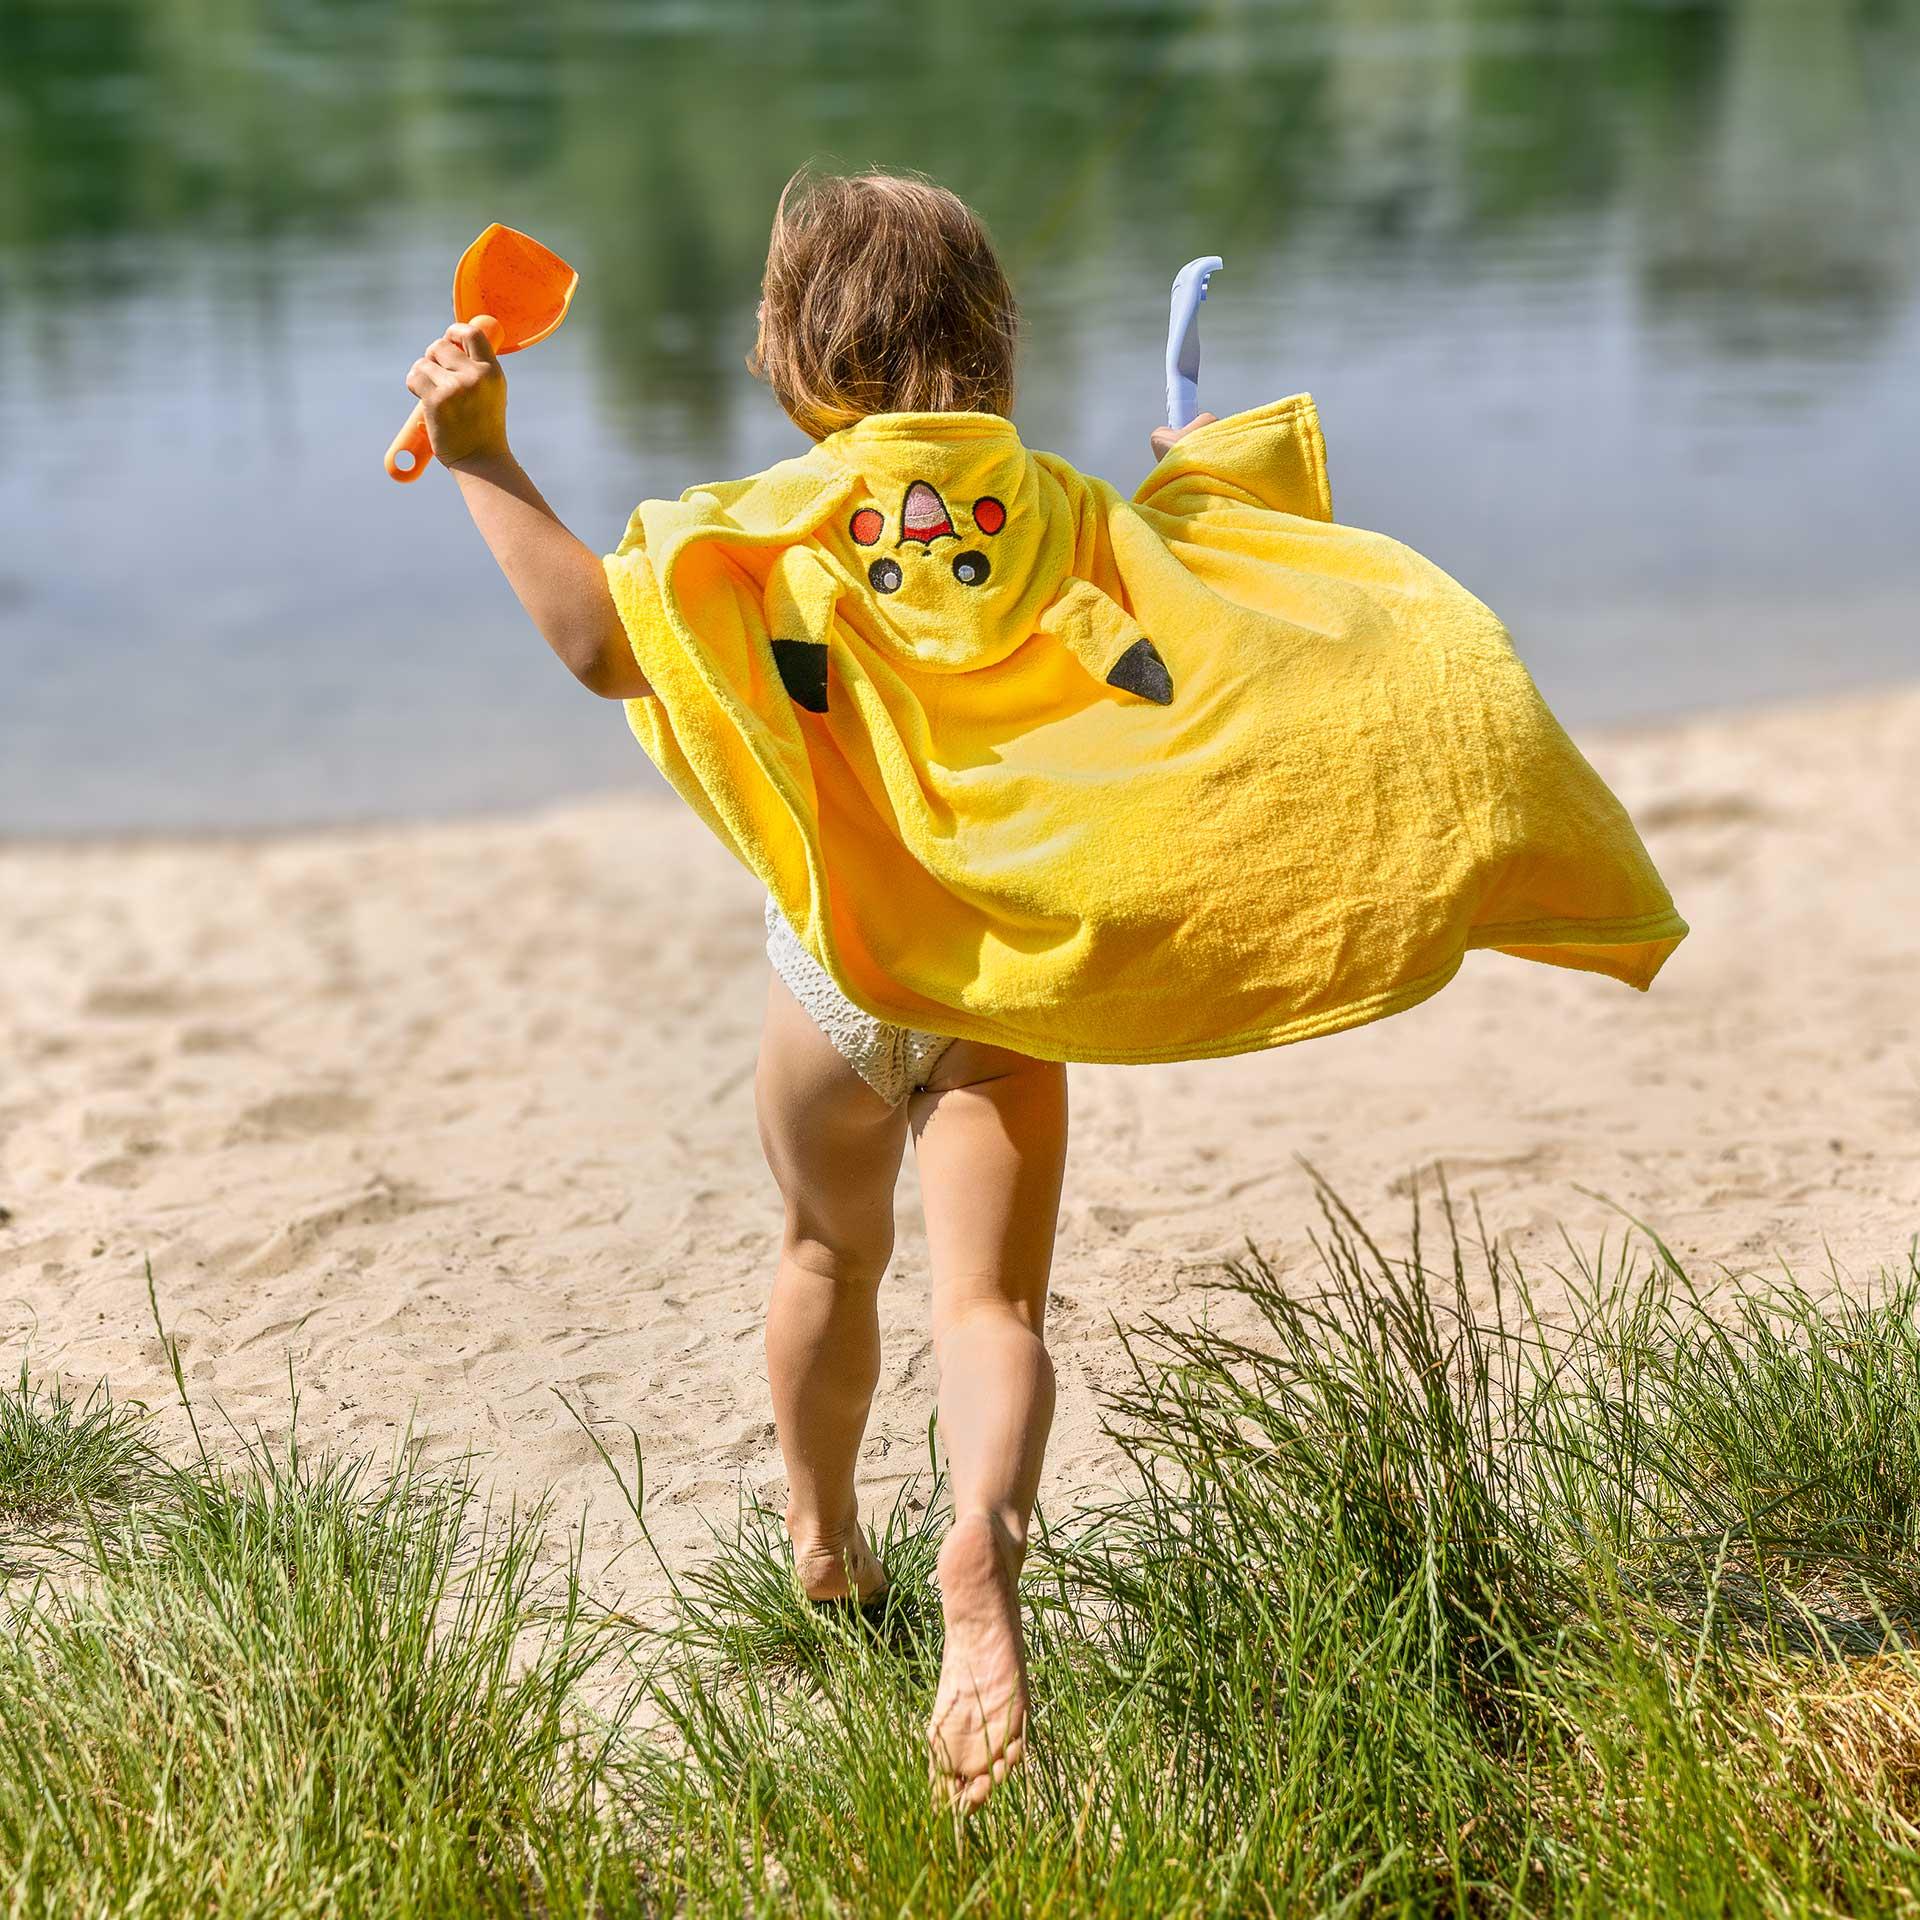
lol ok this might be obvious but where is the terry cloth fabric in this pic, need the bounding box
[605,398,1687,1065]
[764,896,954,1104]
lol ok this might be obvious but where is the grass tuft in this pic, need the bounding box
[0,1426,649,1914]
[1,1189,1917,1914]
[0,1363,153,1536]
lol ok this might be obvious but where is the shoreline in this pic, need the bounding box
[2,678,1916,1604]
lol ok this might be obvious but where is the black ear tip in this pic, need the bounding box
[771,637,830,714]
[1106,637,1174,705]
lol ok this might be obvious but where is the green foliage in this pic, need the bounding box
[3,1191,1919,1914]
[5,0,1914,401]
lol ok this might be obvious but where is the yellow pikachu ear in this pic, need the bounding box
[1036,578,1175,706]
[764,549,841,715]
[766,546,840,641]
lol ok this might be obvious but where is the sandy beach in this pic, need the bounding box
[2,684,1915,1594]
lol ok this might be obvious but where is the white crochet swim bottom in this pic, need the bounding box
[764,897,954,1106]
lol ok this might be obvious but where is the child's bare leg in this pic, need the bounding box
[910,1042,1068,1809]
[755,974,909,1603]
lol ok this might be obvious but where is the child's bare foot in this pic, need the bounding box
[927,1510,1028,1809]
[790,1522,888,1605]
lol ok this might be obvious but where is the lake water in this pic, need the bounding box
[2,0,1915,836]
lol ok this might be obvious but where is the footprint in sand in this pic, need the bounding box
[228,1090,372,1144]
[1387,1148,1558,1202]
[226,1175,440,1279]
[233,1310,326,1353]
[1638,793,1771,832]
[74,1154,149,1189]
[176,1023,253,1056]
[82,981,201,1020]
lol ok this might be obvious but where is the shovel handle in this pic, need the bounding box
[384,402,434,483]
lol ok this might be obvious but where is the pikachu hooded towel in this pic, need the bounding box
[604,398,1686,1064]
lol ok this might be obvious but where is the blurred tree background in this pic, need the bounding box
[2,0,1914,829]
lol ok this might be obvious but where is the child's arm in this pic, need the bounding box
[406,321,650,701]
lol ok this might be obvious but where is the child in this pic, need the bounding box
[405,169,1684,1810]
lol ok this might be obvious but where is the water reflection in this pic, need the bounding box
[2,0,1915,832]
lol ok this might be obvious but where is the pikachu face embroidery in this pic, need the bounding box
[848,481,1005,603]
[771,473,1171,714]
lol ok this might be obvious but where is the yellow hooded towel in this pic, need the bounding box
[604,398,1686,1064]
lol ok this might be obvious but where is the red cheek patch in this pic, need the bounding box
[972,496,1006,535]
[849,507,884,546]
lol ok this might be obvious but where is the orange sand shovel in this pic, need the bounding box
[384,223,579,482]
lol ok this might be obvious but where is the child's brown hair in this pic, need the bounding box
[748,168,1019,440]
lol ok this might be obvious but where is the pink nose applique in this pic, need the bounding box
[900,480,956,546]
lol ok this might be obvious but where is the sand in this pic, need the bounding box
[2,685,1916,1597]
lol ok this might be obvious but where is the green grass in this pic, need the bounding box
[2,1187,1918,1916]
[0,1361,153,1535]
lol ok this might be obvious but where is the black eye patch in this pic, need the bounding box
[869,556,903,594]
[951,550,991,588]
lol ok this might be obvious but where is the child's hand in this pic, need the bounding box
[1149,411,1217,462]
[407,318,509,471]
